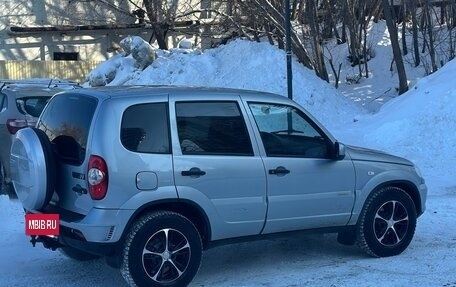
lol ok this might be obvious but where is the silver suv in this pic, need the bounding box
[11,86,427,287]
[0,78,78,195]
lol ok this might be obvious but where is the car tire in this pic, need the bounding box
[59,246,101,261]
[357,186,417,257]
[121,211,202,287]
[10,127,56,210]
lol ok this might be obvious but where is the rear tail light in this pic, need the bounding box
[88,155,108,200]
[6,119,32,134]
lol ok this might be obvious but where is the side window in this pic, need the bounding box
[121,103,170,154]
[248,102,329,158]
[16,97,50,117]
[176,101,253,156]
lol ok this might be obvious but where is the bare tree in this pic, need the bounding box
[409,0,420,66]
[381,0,408,94]
[306,0,329,81]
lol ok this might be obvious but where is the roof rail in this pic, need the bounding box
[0,78,81,91]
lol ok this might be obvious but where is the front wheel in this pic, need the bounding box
[121,211,202,287]
[357,186,417,257]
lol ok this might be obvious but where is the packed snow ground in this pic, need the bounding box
[1,21,456,286]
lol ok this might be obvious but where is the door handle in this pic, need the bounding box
[269,166,290,176]
[181,167,206,177]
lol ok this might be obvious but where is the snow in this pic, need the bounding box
[2,22,456,286]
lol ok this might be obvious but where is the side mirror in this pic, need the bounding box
[334,142,346,160]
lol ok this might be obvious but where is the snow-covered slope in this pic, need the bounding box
[336,58,456,181]
[86,39,364,130]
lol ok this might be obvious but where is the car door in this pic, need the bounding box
[170,94,267,240]
[246,101,356,234]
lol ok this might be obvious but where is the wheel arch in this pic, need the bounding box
[121,199,212,249]
[360,180,422,219]
[350,179,423,226]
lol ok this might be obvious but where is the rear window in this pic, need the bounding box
[16,97,51,117]
[121,103,170,153]
[37,93,97,165]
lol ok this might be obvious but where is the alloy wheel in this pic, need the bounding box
[373,200,409,246]
[142,228,191,284]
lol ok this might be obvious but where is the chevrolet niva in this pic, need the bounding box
[10,86,427,287]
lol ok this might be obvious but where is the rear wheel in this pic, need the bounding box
[121,211,202,287]
[357,186,417,257]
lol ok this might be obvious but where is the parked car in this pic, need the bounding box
[0,78,79,195]
[10,86,427,287]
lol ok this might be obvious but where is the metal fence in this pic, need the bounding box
[0,60,102,84]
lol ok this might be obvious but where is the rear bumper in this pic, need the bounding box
[33,231,120,257]
[26,205,136,256]
[35,204,136,243]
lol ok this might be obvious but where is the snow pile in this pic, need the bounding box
[119,36,156,69]
[338,59,456,179]
[85,39,364,129]
[326,21,426,112]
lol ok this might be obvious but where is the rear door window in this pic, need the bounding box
[121,103,170,153]
[175,101,253,156]
[37,94,97,165]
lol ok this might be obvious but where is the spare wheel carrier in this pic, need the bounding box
[10,127,56,211]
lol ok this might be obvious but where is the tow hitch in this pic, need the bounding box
[30,235,64,250]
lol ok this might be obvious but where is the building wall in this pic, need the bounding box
[0,0,153,61]
[0,0,215,66]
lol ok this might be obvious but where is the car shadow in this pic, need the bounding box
[193,232,365,285]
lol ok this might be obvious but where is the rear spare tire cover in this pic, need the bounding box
[10,127,56,211]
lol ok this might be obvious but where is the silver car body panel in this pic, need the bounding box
[169,92,267,240]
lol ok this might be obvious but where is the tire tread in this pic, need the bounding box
[120,210,202,287]
[356,186,416,257]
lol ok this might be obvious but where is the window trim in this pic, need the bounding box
[175,100,254,157]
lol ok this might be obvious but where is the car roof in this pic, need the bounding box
[60,85,287,101]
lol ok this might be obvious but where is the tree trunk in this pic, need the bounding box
[382,0,408,94]
[401,0,407,55]
[143,0,169,50]
[409,0,420,66]
[424,0,438,72]
[307,0,329,81]
[152,24,168,50]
